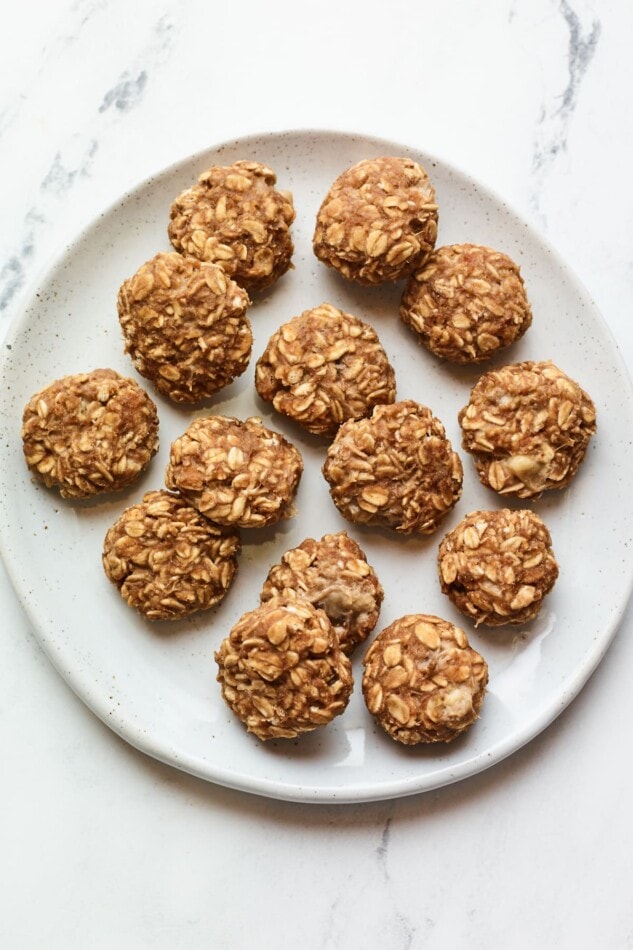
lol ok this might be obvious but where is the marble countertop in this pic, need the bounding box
[2,1,632,947]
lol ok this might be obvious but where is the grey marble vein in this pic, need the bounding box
[0,211,42,313]
[395,913,417,949]
[99,70,148,113]
[71,0,110,30]
[0,10,179,317]
[41,140,99,196]
[375,816,392,873]
[529,0,601,223]
[97,14,175,114]
[0,136,100,314]
[1,0,109,142]
[0,255,28,314]
[372,815,419,946]
[559,0,601,115]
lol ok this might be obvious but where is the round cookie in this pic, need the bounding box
[21,368,159,499]
[102,490,240,621]
[255,302,396,438]
[215,597,353,740]
[165,414,303,528]
[438,509,559,626]
[459,360,597,498]
[362,614,488,744]
[117,251,252,403]
[168,160,295,293]
[313,156,438,284]
[322,400,463,535]
[400,243,532,363]
[260,531,383,655]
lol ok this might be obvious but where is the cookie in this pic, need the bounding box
[21,368,159,499]
[103,490,240,620]
[313,156,438,284]
[117,251,251,403]
[168,160,295,293]
[323,400,462,534]
[215,597,353,740]
[255,302,396,437]
[165,414,303,528]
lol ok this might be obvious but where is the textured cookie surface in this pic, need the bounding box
[117,251,251,403]
[313,156,438,284]
[362,614,488,744]
[215,598,353,740]
[438,508,559,625]
[260,531,383,654]
[21,368,159,499]
[323,400,463,534]
[400,243,532,363]
[459,360,597,498]
[168,160,295,292]
[165,414,303,528]
[255,302,396,437]
[103,490,240,620]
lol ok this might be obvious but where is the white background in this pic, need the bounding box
[1,1,632,947]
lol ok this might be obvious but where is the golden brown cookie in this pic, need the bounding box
[168,160,295,293]
[400,243,532,363]
[322,400,463,534]
[438,508,559,625]
[102,490,240,621]
[313,157,438,284]
[215,597,353,740]
[362,614,488,744]
[255,303,396,437]
[459,360,597,498]
[260,531,383,655]
[117,251,251,403]
[165,414,303,528]
[21,368,159,499]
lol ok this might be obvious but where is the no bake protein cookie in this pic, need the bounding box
[400,243,532,363]
[322,400,463,534]
[102,490,240,621]
[165,414,303,528]
[260,531,383,655]
[255,303,396,438]
[21,368,159,499]
[168,160,295,293]
[362,614,488,744]
[313,156,438,284]
[117,251,252,403]
[438,508,559,626]
[459,360,597,498]
[215,597,353,740]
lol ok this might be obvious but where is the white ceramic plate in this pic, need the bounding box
[1,130,632,803]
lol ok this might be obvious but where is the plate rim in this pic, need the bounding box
[2,126,633,804]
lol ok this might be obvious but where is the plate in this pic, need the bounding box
[1,129,632,804]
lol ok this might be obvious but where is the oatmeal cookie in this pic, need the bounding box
[362,614,488,744]
[313,156,438,284]
[255,302,396,437]
[21,368,159,499]
[459,360,597,498]
[215,597,353,740]
[322,400,463,534]
[103,490,240,621]
[117,251,251,403]
[400,243,532,363]
[168,160,295,293]
[165,414,303,528]
[260,531,383,655]
[438,508,559,625]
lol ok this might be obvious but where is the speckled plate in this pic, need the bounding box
[1,130,632,803]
